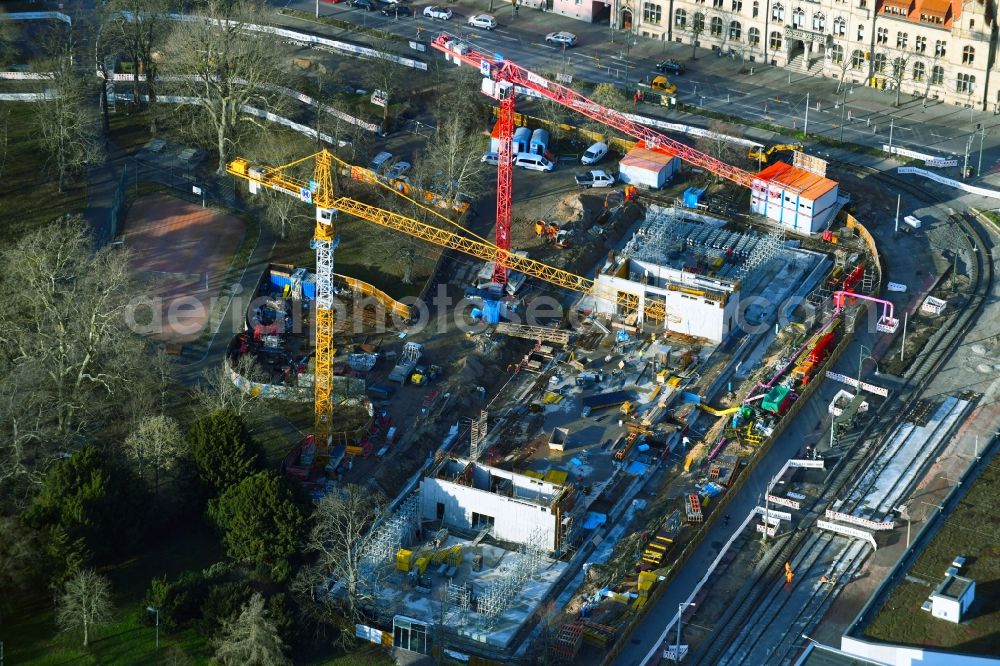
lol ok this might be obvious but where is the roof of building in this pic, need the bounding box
[797,643,885,666]
[757,161,838,201]
[621,142,678,172]
[875,0,992,29]
[933,574,975,600]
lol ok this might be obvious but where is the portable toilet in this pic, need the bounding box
[513,127,532,154]
[530,128,550,156]
[761,385,793,415]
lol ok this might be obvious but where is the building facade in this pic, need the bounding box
[610,0,998,109]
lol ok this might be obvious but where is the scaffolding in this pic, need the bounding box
[736,219,784,284]
[476,529,550,624]
[360,492,420,583]
[446,579,472,627]
[470,410,487,462]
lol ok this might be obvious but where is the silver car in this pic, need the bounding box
[545,31,578,47]
[423,5,452,19]
[468,14,497,29]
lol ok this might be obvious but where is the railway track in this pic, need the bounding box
[687,165,993,665]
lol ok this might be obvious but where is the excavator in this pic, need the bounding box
[747,143,804,165]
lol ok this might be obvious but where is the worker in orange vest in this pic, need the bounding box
[534,220,544,237]
[547,222,559,240]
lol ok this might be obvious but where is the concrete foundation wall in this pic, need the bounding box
[419,477,558,550]
[594,273,739,342]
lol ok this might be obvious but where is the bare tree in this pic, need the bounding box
[0,108,9,180]
[423,115,489,208]
[247,133,311,240]
[696,120,743,180]
[124,415,184,495]
[214,592,290,666]
[108,0,174,133]
[35,34,103,192]
[0,218,148,491]
[192,354,270,418]
[833,47,851,94]
[295,485,388,642]
[57,569,113,647]
[363,38,408,130]
[164,0,288,173]
[888,52,910,107]
[688,16,705,60]
[0,6,20,69]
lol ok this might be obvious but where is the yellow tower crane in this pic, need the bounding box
[227,148,678,450]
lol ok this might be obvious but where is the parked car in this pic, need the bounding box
[651,75,677,94]
[351,0,379,10]
[545,31,578,47]
[580,141,608,165]
[381,3,411,15]
[387,161,412,180]
[575,170,615,188]
[370,151,393,172]
[467,14,497,29]
[481,151,499,165]
[655,59,685,75]
[514,153,554,172]
[423,5,452,19]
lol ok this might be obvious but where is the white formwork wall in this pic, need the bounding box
[419,477,559,551]
[594,273,740,343]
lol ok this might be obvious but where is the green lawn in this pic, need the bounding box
[0,103,90,244]
[5,527,222,665]
[865,458,1000,655]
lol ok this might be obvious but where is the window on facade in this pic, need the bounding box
[962,46,975,64]
[851,49,864,69]
[969,18,974,28]
[792,8,804,26]
[830,44,844,63]
[812,13,825,30]
[876,27,888,44]
[896,32,907,48]
[770,30,783,49]
[753,0,759,16]
[694,12,705,30]
[771,3,784,21]
[730,20,741,38]
[643,3,662,23]
[713,0,722,8]
[675,8,687,26]
[748,26,760,45]
[711,15,723,35]
[931,65,944,84]
[732,0,742,10]
[857,25,864,40]
[873,53,887,72]
[833,17,846,35]
[934,40,946,57]
[957,73,976,94]
[915,35,926,52]
[892,57,907,78]
[912,61,925,81]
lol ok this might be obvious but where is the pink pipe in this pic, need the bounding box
[708,437,728,461]
[833,290,895,321]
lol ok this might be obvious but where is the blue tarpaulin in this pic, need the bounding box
[483,300,500,324]
[582,512,607,530]
[626,461,648,475]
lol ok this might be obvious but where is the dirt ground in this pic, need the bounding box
[125,193,245,342]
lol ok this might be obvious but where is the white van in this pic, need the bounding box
[903,215,922,229]
[581,141,608,165]
[514,153,555,172]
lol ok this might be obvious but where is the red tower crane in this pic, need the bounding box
[430,36,765,289]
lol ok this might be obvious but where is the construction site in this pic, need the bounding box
[208,31,1000,666]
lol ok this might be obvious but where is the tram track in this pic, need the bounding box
[687,164,993,665]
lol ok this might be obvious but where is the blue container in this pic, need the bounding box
[529,128,550,155]
[683,187,705,209]
[513,127,531,154]
[483,300,501,324]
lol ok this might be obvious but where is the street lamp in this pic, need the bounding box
[671,602,696,661]
[857,345,878,392]
[895,504,911,548]
[146,606,159,649]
